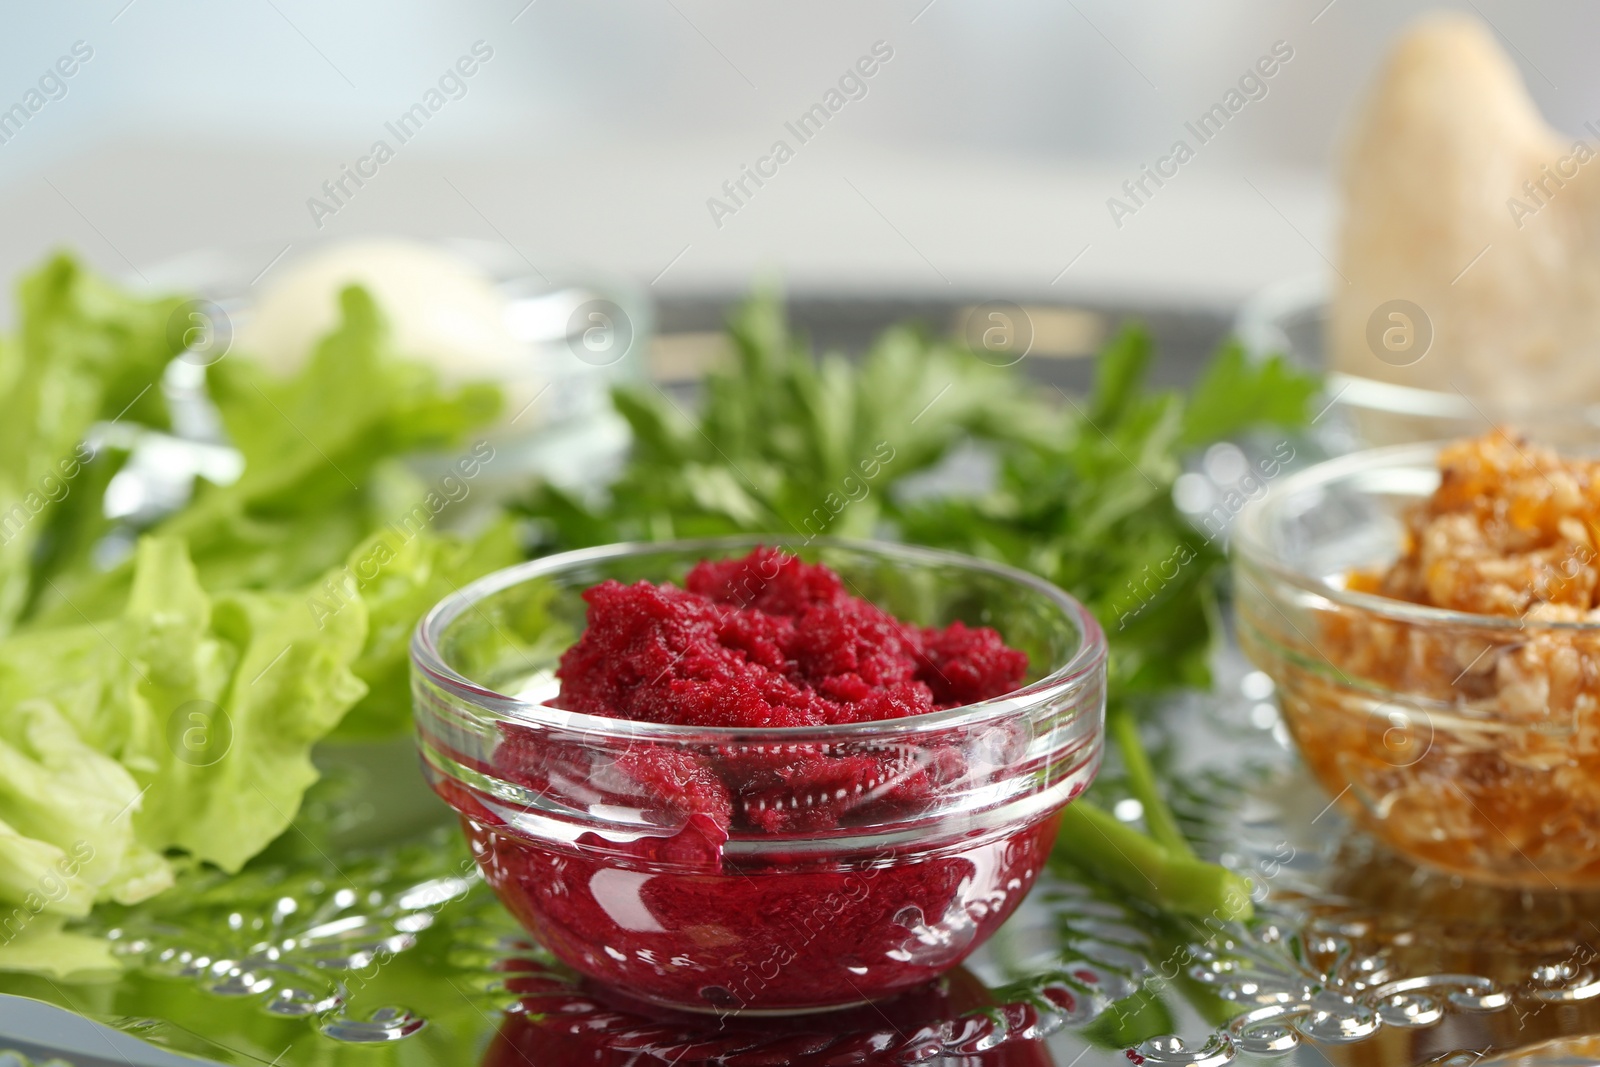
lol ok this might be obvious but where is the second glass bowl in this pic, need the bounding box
[410,537,1106,1014]
[1234,444,1600,889]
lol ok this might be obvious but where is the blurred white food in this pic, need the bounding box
[236,239,525,386]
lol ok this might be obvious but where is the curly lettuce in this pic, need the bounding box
[0,536,361,976]
[29,285,502,625]
[0,259,516,977]
[0,254,186,633]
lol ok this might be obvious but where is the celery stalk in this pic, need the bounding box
[1055,799,1253,921]
[1107,706,1195,860]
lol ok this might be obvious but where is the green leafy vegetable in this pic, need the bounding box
[0,509,520,979]
[0,254,187,633]
[0,258,519,975]
[28,286,502,626]
[0,535,360,977]
[1108,706,1192,859]
[131,538,371,872]
[0,536,367,881]
[1054,800,1253,921]
[332,515,523,739]
[900,323,1311,701]
[1180,340,1320,449]
[893,322,1314,918]
[522,289,1036,548]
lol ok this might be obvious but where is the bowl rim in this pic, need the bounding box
[1234,439,1600,632]
[1235,274,1600,424]
[410,535,1108,740]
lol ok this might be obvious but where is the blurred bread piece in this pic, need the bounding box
[1331,14,1600,408]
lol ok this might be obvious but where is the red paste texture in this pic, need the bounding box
[499,548,1029,835]
[556,547,1028,727]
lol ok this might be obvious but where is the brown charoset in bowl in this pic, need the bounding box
[1235,431,1600,889]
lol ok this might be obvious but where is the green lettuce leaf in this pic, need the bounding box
[330,515,522,740]
[0,532,370,958]
[0,254,186,633]
[0,257,522,976]
[116,537,370,872]
[27,285,503,626]
[0,513,513,975]
[0,675,166,918]
[0,914,118,979]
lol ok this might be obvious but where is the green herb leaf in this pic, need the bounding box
[1179,340,1319,449]
[517,289,1033,550]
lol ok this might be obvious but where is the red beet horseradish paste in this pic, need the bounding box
[467,548,1064,1013]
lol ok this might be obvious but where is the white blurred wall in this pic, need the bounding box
[0,0,1591,308]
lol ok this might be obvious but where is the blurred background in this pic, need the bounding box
[0,0,1590,315]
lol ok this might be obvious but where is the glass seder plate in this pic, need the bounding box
[4,648,1598,1067]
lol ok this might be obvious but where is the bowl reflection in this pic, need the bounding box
[479,962,1058,1067]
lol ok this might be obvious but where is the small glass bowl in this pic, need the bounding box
[1234,444,1600,889]
[1234,276,1600,451]
[410,537,1106,1014]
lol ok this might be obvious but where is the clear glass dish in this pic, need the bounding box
[1234,276,1600,450]
[1233,443,1600,889]
[409,537,1107,1015]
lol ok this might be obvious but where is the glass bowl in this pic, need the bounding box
[409,537,1106,1015]
[137,239,644,506]
[1233,443,1600,889]
[1234,275,1600,451]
